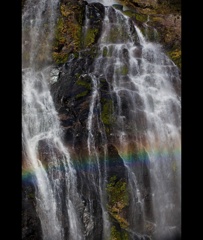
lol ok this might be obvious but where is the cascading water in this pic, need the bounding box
[22,0,84,239]
[22,0,181,239]
[81,1,181,239]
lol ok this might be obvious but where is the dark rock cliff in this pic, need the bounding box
[22,0,181,239]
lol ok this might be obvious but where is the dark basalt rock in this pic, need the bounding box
[107,144,127,179]
[112,4,123,11]
[87,2,105,25]
[22,182,43,240]
[107,6,117,23]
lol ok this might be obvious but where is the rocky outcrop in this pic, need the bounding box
[49,2,180,239]
[51,0,181,67]
[118,0,181,68]
[52,0,86,64]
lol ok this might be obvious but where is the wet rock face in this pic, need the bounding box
[52,0,86,64]
[87,2,105,25]
[83,2,105,48]
[51,55,94,151]
[52,0,105,64]
[22,182,43,240]
[107,144,127,179]
[118,0,181,68]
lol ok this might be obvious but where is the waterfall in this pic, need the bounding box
[22,0,84,239]
[22,0,181,239]
[83,2,181,239]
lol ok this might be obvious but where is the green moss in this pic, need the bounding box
[75,73,81,79]
[102,46,113,57]
[84,28,99,48]
[103,47,108,57]
[76,90,89,99]
[75,73,92,99]
[112,4,123,11]
[73,52,79,59]
[106,176,129,229]
[52,52,68,64]
[122,10,135,18]
[136,13,148,23]
[27,192,35,199]
[110,226,129,240]
[54,17,65,42]
[76,77,92,90]
[60,4,71,17]
[123,10,148,23]
[151,16,163,23]
[110,226,122,240]
[167,48,181,69]
[101,99,114,126]
[52,2,84,64]
[107,176,129,207]
[122,231,129,239]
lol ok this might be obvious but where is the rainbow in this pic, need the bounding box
[22,145,181,183]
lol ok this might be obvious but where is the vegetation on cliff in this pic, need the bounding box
[118,0,181,68]
[52,0,85,64]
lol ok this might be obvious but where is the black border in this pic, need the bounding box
[1,0,22,239]
[182,0,202,238]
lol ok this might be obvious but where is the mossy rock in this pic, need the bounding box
[167,48,181,68]
[102,46,108,57]
[52,1,85,64]
[123,10,148,23]
[118,0,181,69]
[83,27,100,48]
[52,51,69,65]
[112,4,123,11]
[142,26,160,42]
[74,74,93,99]
[76,75,92,90]
[104,46,114,58]
[106,176,129,229]
[101,98,114,127]
[75,90,89,99]
[110,225,129,240]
